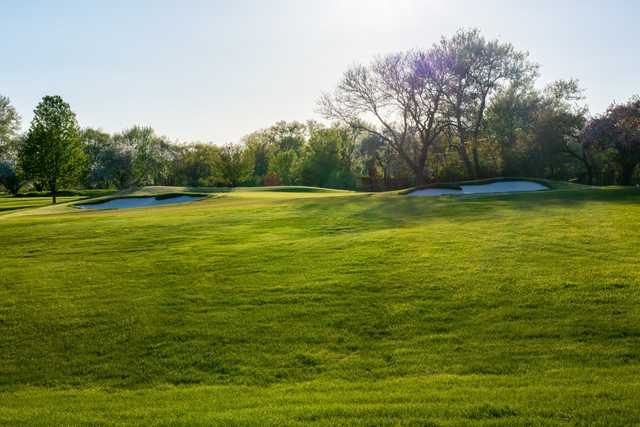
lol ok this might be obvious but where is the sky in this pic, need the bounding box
[2,0,639,143]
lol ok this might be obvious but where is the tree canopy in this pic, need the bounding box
[1,29,639,197]
[19,96,86,203]
[0,95,21,158]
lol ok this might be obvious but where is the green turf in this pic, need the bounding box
[396,177,584,194]
[0,196,81,213]
[136,185,353,194]
[1,186,639,425]
[0,189,118,214]
[73,192,211,207]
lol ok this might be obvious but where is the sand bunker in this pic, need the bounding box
[407,180,548,197]
[78,195,205,209]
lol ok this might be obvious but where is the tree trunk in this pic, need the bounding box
[382,163,389,191]
[454,107,475,178]
[51,181,57,204]
[500,143,509,175]
[620,163,635,186]
[414,149,430,186]
[458,145,474,178]
[367,161,378,192]
[414,167,426,186]
[472,145,481,178]
[585,164,594,185]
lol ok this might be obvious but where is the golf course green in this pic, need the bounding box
[1,184,639,425]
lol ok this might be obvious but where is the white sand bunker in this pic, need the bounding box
[78,195,205,209]
[407,180,548,197]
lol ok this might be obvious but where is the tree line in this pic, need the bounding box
[1,29,639,202]
[0,99,361,201]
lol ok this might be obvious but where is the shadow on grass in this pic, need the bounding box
[139,185,350,194]
[0,206,31,213]
[287,187,640,233]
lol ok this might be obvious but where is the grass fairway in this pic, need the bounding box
[0,196,81,214]
[1,186,640,425]
[0,190,117,215]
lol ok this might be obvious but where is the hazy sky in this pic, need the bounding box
[2,0,638,143]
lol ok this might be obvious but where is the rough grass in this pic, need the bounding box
[1,186,639,425]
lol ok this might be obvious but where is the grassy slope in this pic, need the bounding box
[1,186,640,425]
[0,196,81,214]
[0,189,118,215]
[395,177,586,194]
[133,185,352,194]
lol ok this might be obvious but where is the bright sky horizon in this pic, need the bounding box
[3,0,639,144]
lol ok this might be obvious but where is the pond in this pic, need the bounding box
[407,180,549,197]
[77,195,206,210]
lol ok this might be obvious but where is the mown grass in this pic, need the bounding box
[396,177,582,194]
[0,189,118,214]
[16,189,117,198]
[1,185,639,425]
[74,192,211,207]
[131,185,352,195]
[0,195,81,213]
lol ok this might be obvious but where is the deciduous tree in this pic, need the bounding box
[440,29,536,177]
[216,143,250,187]
[583,98,640,185]
[0,95,21,159]
[320,48,447,184]
[19,96,86,203]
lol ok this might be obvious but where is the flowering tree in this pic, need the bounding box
[582,98,640,185]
